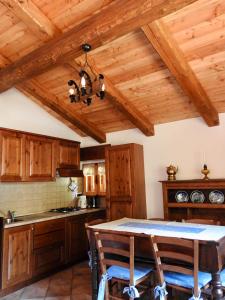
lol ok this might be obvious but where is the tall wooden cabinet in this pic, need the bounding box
[105,144,146,220]
[2,225,33,289]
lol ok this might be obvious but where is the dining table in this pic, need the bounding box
[88,218,225,300]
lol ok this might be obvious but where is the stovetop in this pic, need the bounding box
[49,207,81,213]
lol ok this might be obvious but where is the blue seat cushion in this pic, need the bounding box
[220,269,225,286]
[164,271,211,289]
[107,265,153,283]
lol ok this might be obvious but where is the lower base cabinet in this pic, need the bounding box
[1,210,106,292]
[33,218,66,276]
[2,225,33,289]
[66,216,87,263]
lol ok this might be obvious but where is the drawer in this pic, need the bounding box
[34,218,65,235]
[34,229,65,249]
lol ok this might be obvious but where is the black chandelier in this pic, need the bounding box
[68,43,105,106]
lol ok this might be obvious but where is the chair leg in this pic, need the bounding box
[105,281,110,300]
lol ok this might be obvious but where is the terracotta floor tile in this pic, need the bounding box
[45,297,71,300]
[46,278,72,297]
[0,288,24,300]
[71,294,91,300]
[1,262,92,300]
[20,278,50,299]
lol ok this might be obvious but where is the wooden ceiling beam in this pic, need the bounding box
[141,20,219,127]
[0,0,60,41]
[0,0,199,92]
[16,80,106,143]
[67,60,154,136]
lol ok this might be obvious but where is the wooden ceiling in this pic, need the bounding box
[0,0,224,142]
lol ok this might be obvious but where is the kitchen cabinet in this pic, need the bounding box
[0,130,25,181]
[105,144,146,220]
[1,210,106,292]
[0,127,81,182]
[2,224,33,289]
[58,140,80,168]
[66,215,87,263]
[83,162,106,196]
[25,135,56,181]
[33,219,65,276]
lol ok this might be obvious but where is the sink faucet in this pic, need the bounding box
[7,210,15,222]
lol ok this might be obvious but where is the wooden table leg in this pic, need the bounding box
[91,244,99,300]
[212,272,225,299]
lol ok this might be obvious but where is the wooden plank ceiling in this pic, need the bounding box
[0,0,224,142]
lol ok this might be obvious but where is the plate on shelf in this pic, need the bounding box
[190,190,205,203]
[209,190,224,204]
[175,191,189,203]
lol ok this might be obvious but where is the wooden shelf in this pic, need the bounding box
[168,203,225,209]
[161,179,225,223]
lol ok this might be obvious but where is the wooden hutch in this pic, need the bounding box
[161,179,225,225]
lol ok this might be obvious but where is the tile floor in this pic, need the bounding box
[0,262,91,300]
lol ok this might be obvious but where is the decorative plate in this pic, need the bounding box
[175,191,189,203]
[190,190,205,203]
[209,190,224,204]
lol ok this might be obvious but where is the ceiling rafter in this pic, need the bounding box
[0,54,106,142]
[66,60,154,136]
[0,0,199,92]
[141,20,219,127]
[0,0,60,41]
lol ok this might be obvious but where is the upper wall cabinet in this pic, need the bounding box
[25,135,56,181]
[0,130,25,181]
[0,128,80,182]
[58,140,80,169]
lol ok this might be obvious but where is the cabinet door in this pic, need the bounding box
[110,202,132,220]
[58,140,80,168]
[83,163,97,195]
[106,146,132,199]
[0,130,25,181]
[97,163,106,196]
[33,243,65,276]
[67,216,87,263]
[2,225,33,289]
[25,135,56,181]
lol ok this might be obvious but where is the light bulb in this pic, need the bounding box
[101,83,105,91]
[81,76,86,88]
[69,88,75,95]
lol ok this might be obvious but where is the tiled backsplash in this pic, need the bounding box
[0,177,83,217]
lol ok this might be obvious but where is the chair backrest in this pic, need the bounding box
[184,218,220,225]
[85,219,107,244]
[150,235,199,297]
[95,232,135,285]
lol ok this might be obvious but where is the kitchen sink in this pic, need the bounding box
[5,218,24,224]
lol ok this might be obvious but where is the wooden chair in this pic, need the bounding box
[150,235,211,299]
[85,218,107,245]
[184,218,220,225]
[95,231,153,300]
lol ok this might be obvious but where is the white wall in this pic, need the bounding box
[0,88,82,141]
[81,114,225,218]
